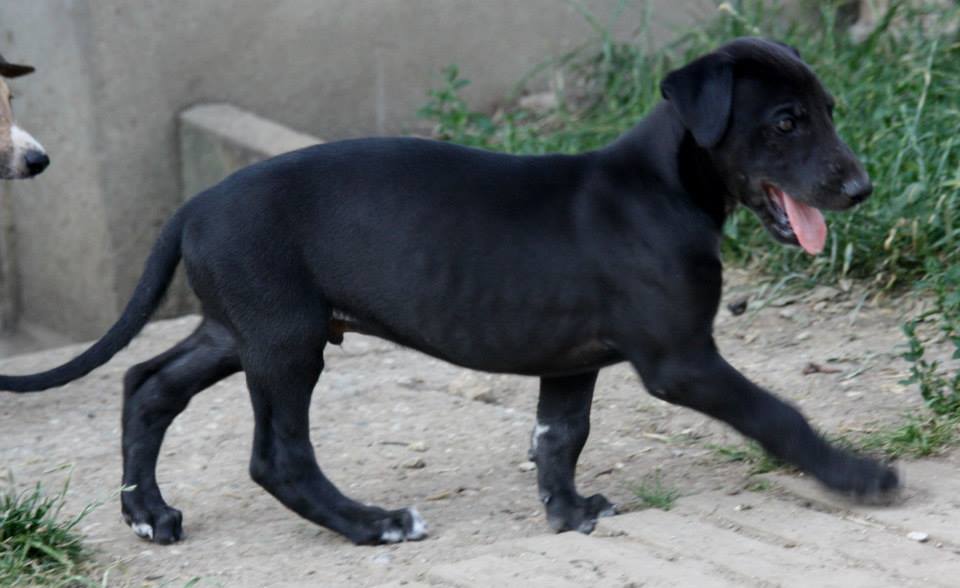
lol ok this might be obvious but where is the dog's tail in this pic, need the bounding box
[0,208,187,393]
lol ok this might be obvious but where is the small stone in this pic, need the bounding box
[808,285,841,303]
[408,441,428,452]
[403,458,426,469]
[734,504,752,511]
[727,297,748,316]
[448,373,499,404]
[426,489,454,501]
[518,461,536,472]
[907,531,929,543]
[518,91,559,113]
[796,331,811,342]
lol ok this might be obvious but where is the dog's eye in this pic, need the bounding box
[776,117,796,133]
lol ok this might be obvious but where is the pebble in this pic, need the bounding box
[907,531,929,543]
[403,458,426,469]
[408,441,428,452]
[518,461,537,472]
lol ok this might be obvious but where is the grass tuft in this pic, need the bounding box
[631,471,680,510]
[743,478,773,493]
[0,474,98,587]
[709,441,786,475]
[857,414,958,459]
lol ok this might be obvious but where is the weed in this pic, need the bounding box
[709,441,785,475]
[858,414,958,458]
[743,478,772,492]
[0,474,99,587]
[901,284,960,420]
[631,471,680,510]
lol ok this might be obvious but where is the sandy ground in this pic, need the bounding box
[0,269,945,587]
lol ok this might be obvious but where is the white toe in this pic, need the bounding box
[131,522,154,540]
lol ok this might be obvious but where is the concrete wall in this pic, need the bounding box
[0,0,712,341]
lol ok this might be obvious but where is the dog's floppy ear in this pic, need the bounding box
[0,53,35,78]
[660,53,733,148]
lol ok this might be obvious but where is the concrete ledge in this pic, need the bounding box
[179,103,322,198]
[169,103,324,314]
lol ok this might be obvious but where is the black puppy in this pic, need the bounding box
[1,38,895,545]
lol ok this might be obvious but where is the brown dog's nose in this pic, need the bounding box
[25,150,49,176]
[843,177,872,204]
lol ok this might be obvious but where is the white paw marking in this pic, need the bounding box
[379,507,429,543]
[599,504,618,518]
[531,423,550,453]
[131,522,154,540]
[406,507,428,540]
[380,527,403,543]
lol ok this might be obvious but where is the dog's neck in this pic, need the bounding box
[602,102,736,231]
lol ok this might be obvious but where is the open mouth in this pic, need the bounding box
[762,184,827,255]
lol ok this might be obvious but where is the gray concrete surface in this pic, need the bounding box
[0,0,713,342]
[416,472,960,587]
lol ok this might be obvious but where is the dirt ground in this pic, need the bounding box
[0,269,943,587]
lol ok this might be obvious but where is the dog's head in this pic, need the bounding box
[0,53,48,180]
[661,37,870,255]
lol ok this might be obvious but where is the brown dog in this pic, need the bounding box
[0,52,48,179]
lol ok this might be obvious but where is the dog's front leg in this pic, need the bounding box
[530,371,616,533]
[632,343,900,501]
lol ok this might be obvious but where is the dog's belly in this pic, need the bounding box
[328,309,623,376]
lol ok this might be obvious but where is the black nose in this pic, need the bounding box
[843,177,872,204]
[24,150,49,176]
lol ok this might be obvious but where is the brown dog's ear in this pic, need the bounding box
[0,53,35,78]
[660,53,733,148]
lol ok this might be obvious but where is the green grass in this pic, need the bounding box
[631,471,680,510]
[0,476,99,587]
[857,414,959,458]
[709,441,786,475]
[743,478,773,492]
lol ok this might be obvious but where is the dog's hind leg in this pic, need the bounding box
[530,371,615,533]
[243,331,427,545]
[121,319,240,544]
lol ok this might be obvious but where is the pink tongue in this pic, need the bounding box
[782,192,827,255]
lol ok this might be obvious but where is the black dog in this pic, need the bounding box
[1,38,896,545]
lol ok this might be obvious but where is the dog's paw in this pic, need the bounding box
[375,507,428,544]
[122,504,184,544]
[546,493,617,534]
[819,453,901,505]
